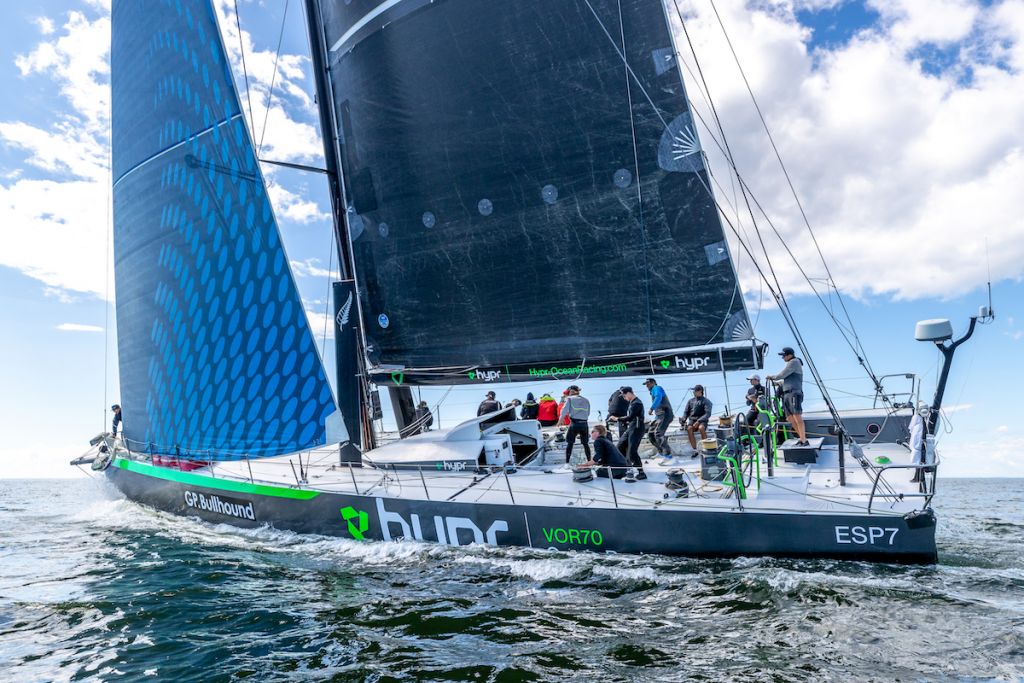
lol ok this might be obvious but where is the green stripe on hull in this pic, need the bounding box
[114,459,321,500]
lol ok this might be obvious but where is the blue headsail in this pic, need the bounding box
[111,0,340,458]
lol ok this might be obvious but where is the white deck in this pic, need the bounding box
[191,437,928,519]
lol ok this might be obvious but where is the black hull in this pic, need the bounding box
[106,461,937,564]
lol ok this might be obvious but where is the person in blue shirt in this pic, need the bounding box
[643,378,674,456]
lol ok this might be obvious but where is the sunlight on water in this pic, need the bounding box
[1,477,1023,681]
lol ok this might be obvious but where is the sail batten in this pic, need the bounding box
[314,0,753,382]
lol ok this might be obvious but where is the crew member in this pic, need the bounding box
[477,391,501,416]
[412,400,433,434]
[111,404,122,438]
[506,398,522,414]
[610,387,647,480]
[644,378,674,456]
[582,424,628,479]
[744,374,766,431]
[520,393,540,420]
[557,389,571,426]
[680,385,712,452]
[537,393,559,426]
[607,387,629,438]
[766,346,808,446]
[560,385,592,464]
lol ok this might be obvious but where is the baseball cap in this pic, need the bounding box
[486,391,495,398]
[111,404,120,410]
[620,386,634,394]
[693,384,704,392]
[643,377,656,385]
[747,374,761,381]
[778,347,795,357]
[568,384,580,392]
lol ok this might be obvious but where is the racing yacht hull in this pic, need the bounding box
[106,458,937,564]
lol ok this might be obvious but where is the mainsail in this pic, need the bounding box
[111,0,340,457]
[312,0,755,385]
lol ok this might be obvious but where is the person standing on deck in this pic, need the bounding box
[557,389,571,426]
[520,393,539,420]
[644,378,674,456]
[607,387,629,438]
[412,400,433,434]
[744,375,766,431]
[680,385,713,453]
[477,391,501,416]
[110,404,122,438]
[560,385,592,464]
[610,387,647,480]
[766,347,809,446]
[537,393,560,426]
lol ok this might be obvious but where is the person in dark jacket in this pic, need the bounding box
[520,393,539,420]
[680,385,713,451]
[744,374,766,431]
[644,378,674,456]
[111,404,122,437]
[607,388,629,438]
[537,393,559,426]
[610,387,646,480]
[477,391,501,416]
[412,400,433,434]
[582,424,628,479]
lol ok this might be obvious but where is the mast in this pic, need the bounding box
[303,0,376,456]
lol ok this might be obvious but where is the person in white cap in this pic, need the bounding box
[744,375,766,430]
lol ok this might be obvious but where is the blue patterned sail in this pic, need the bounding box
[111,0,339,458]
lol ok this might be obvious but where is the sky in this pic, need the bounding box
[0,0,1021,479]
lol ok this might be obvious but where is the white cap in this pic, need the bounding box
[747,374,761,381]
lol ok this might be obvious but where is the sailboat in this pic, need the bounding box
[74,0,990,563]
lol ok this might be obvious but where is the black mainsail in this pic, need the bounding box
[311,0,758,386]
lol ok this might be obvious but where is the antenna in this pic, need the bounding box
[980,237,995,323]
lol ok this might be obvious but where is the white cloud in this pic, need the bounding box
[211,0,323,164]
[996,425,1009,432]
[0,1,325,301]
[291,258,334,279]
[56,323,104,332]
[266,180,329,223]
[942,403,974,414]
[673,0,1024,303]
[34,17,55,35]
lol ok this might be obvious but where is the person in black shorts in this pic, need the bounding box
[766,347,808,446]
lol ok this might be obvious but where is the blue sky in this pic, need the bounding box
[1,0,1022,478]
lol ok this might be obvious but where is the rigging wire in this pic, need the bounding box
[257,0,291,156]
[233,0,257,136]
[320,234,335,360]
[702,0,886,401]
[667,0,872,429]
[103,90,113,430]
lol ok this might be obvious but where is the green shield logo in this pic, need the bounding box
[468,371,476,380]
[660,360,671,369]
[390,372,404,386]
[340,506,369,541]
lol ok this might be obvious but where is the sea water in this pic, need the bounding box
[1,477,1022,682]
